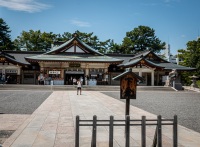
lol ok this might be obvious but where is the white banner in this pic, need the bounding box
[5,69,17,73]
[49,71,60,74]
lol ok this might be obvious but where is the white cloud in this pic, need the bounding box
[0,0,51,13]
[70,19,91,27]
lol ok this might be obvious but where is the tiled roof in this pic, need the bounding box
[8,52,42,65]
[26,37,123,63]
[76,38,103,55]
[120,58,142,67]
[129,50,151,61]
[118,51,196,71]
[45,38,74,54]
[112,69,144,81]
[154,62,196,70]
[25,54,123,63]
[119,58,165,68]
[1,51,43,65]
[106,54,134,64]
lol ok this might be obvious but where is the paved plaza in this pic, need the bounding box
[0,91,52,114]
[103,90,200,133]
[0,89,200,147]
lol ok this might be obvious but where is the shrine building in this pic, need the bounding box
[0,34,196,86]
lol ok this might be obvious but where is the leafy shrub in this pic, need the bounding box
[196,80,200,88]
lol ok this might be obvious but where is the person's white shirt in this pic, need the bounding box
[77,81,81,87]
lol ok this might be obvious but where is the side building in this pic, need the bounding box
[118,50,196,86]
[0,51,43,84]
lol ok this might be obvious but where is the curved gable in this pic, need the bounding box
[45,36,103,56]
[119,57,164,70]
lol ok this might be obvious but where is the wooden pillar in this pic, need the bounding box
[17,67,21,84]
[139,71,142,77]
[85,64,89,85]
[151,70,154,86]
[104,68,108,80]
[139,71,142,85]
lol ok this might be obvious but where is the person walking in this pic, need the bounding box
[77,79,82,95]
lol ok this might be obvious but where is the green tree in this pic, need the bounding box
[0,18,14,51]
[106,40,121,53]
[121,25,165,54]
[178,38,200,85]
[56,32,72,42]
[40,32,57,50]
[74,30,111,53]
[14,30,57,51]
[14,30,113,53]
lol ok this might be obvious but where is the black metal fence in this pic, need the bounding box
[75,115,178,147]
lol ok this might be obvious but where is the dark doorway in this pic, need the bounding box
[23,73,34,84]
[65,74,84,85]
[147,73,151,86]
[6,74,17,84]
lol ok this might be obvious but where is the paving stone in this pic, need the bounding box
[2,91,200,147]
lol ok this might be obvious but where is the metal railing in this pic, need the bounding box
[75,115,178,147]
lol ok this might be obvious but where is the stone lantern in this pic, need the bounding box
[168,69,178,88]
[190,75,199,88]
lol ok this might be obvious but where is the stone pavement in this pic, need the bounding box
[0,115,30,145]
[2,91,200,147]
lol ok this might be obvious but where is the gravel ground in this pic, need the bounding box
[102,91,200,133]
[0,91,52,114]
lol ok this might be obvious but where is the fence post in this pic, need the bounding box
[91,115,97,147]
[75,115,79,147]
[173,115,178,147]
[157,115,162,147]
[152,127,157,147]
[141,116,146,147]
[109,116,114,147]
[125,115,130,147]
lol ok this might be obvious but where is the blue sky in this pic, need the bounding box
[0,0,200,54]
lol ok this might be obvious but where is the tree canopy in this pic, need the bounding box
[178,38,200,84]
[75,30,112,53]
[14,30,57,51]
[13,26,166,54]
[120,25,166,54]
[3,20,166,54]
[14,30,113,53]
[0,18,14,51]
[178,39,200,69]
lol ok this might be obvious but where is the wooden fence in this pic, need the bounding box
[75,115,177,147]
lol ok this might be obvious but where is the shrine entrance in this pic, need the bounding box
[64,70,84,85]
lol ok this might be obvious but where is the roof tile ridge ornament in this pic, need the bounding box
[73,32,79,38]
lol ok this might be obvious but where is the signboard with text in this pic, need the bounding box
[112,69,143,115]
[120,73,137,99]
[49,71,60,74]
[69,63,81,68]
